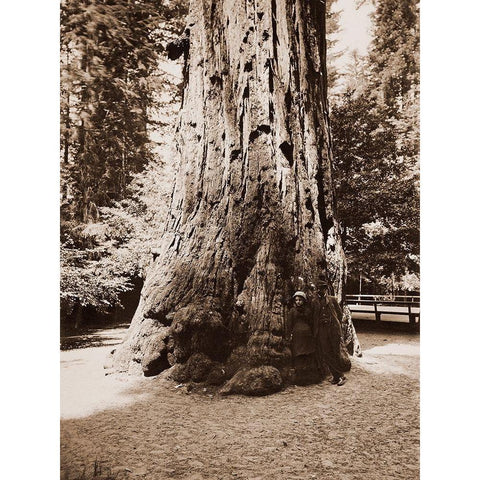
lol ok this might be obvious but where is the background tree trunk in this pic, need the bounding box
[113,0,350,393]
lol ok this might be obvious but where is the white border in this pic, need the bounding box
[2,2,59,478]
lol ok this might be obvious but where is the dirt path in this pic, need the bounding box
[61,330,419,480]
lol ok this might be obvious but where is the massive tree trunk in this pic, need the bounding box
[113,0,353,393]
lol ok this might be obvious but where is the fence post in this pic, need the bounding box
[408,304,415,325]
[374,302,381,323]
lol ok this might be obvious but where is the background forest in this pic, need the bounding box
[60,0,420,328]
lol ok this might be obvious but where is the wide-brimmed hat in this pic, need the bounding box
[293,291,307,300]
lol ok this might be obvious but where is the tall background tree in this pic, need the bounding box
[325,0,344,91]
[330,0,420,294]
[112,0,351,394]
[60,0,187,326]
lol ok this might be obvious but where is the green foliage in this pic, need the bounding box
[330,0,419,293]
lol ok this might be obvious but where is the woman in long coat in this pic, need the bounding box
[285,291,320,385]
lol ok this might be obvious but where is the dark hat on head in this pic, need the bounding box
[317,279,329,287]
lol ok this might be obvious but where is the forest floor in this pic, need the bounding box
[61,327,419,480]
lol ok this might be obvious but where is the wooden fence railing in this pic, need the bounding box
[345,294,420,326]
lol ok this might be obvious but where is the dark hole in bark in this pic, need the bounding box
[234,301,246,316]
[230,149,242,161]
[262,30,270,41]
[240,182,247,202]
[234,260,255,295]
[267,59,274,93]
[143,353,170,377]
[166,33,190,61]
[285,89,292,111]
[243,83,250,99]
[210,74,223,87]
[249,125,271,142]
[305,196,315,219]
[232,229,261,294]
[305,221,314,229]
[257,12,264,20]
[239,109,244,154]
[299,151,306,168]
[144,307,167,324]
[280,141,294,166]
[160,318,170,336]
[244,60,253,72]
[272,0,279,48]
[315,169,334,235]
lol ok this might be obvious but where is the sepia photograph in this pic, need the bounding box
[6,0,480,478]
[57,0,423,479]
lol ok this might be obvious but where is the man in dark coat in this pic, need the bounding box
[285,291,320,385]
[310,280,349,386]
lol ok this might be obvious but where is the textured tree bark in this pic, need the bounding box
[113,0,355,393]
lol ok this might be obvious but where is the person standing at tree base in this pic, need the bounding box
[286,291,321,386]
[310,280,350,386]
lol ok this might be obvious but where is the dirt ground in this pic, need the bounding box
[60,329,419,480]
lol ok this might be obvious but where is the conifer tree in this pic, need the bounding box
[330,0,419,293]
[60,0,186,222]
[60,0,187,321]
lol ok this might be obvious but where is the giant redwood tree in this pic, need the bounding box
[113,0,355,394]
